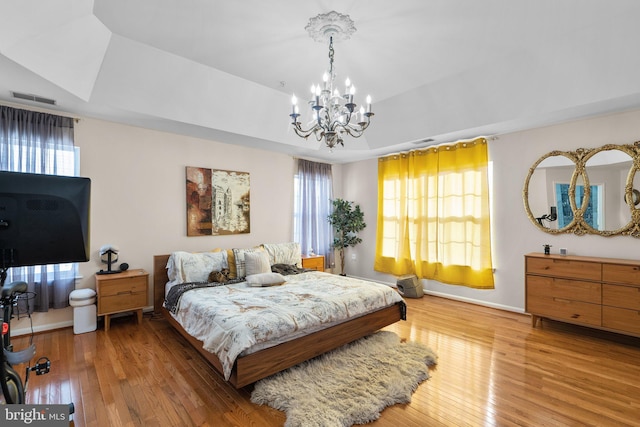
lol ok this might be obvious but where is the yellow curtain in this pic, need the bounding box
[375,137,494,289]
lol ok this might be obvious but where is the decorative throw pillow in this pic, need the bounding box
[246,272,286,287]
[244,251,271,276]
[226,249,237,278]
[232,247,266,279]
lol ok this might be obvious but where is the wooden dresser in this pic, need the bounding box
[525,253,640,337]
[302,255,325,272]
[96,269,149,331]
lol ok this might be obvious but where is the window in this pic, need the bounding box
[0,105,78,312]
[375,138,494,289]
[555,183,603,230]
[293,159,333,267]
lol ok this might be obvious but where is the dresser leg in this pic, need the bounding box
[136,309,143,324]
[104,314,111,332]
[531,315,540,327]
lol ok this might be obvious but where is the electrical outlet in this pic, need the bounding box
[351,253,357,261]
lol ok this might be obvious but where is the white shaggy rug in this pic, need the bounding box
[250,331,437,427]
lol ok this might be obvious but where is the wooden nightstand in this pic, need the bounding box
[302,255,325,272]
[95,269,149,331]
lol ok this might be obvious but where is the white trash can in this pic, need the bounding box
[69,288,97,334]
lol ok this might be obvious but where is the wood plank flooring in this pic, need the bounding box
[9,295,640,426]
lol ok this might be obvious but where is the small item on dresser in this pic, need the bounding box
[97,244,120,275]
[559,248,567,256]
[543,244,551,255]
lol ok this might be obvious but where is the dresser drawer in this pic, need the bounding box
[602,306,640,335]
[527,294,601,326]
[602,284,640,310]
[526,257,601,281]
[602,263,640,286]
[526,275,601,304]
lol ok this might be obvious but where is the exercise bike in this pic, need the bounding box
[0,268,52,404]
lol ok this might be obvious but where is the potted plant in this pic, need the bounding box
[327,198,366,275]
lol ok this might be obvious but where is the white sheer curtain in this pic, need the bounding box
[0,105,78,312]
[293,159,334,268]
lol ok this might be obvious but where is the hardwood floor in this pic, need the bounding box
[10,295,640,426]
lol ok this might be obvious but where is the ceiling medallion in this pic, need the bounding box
[290,12,373,151]
[305,11,356,43]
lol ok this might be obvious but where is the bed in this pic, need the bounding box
[152,247,406,389]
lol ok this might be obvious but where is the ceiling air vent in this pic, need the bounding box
[412,138,434,144]
[11,91,57,106]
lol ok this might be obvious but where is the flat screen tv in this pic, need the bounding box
[0,171,91,269]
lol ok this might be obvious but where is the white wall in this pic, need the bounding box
[342,108,640,312]
[13,117,298,332]
[13,107,640,332]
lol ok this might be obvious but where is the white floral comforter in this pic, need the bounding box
[169,271,405,380]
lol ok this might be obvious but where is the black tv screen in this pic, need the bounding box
[0,171,91,268]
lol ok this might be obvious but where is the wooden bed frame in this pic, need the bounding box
[153,254,405,388]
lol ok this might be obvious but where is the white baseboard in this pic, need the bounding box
[11,320,74,337]
[10,305,156,337]
[423,290,524,314]
[347,275,396,287]
[348,274,524,314]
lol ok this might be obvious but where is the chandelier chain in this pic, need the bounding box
[328,36,335,78]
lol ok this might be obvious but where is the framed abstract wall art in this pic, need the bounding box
[186,166,250,236]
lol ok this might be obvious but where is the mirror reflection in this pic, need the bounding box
[583,149,632,232]
[628,166,640,207]
[527,154,575,231]
[523,142,640,237]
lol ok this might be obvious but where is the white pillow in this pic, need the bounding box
[232,247,266,279]
[244,251,271,276]
[262,242,302,267]
[246,272,286,287]
[167,251,228,284]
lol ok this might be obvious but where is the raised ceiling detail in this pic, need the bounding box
[1,1,640,164]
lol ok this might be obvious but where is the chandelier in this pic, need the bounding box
[289,11,374,151]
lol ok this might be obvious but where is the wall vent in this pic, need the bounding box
[11,91,57,105]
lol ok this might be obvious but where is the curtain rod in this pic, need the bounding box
[0,101,81,123]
